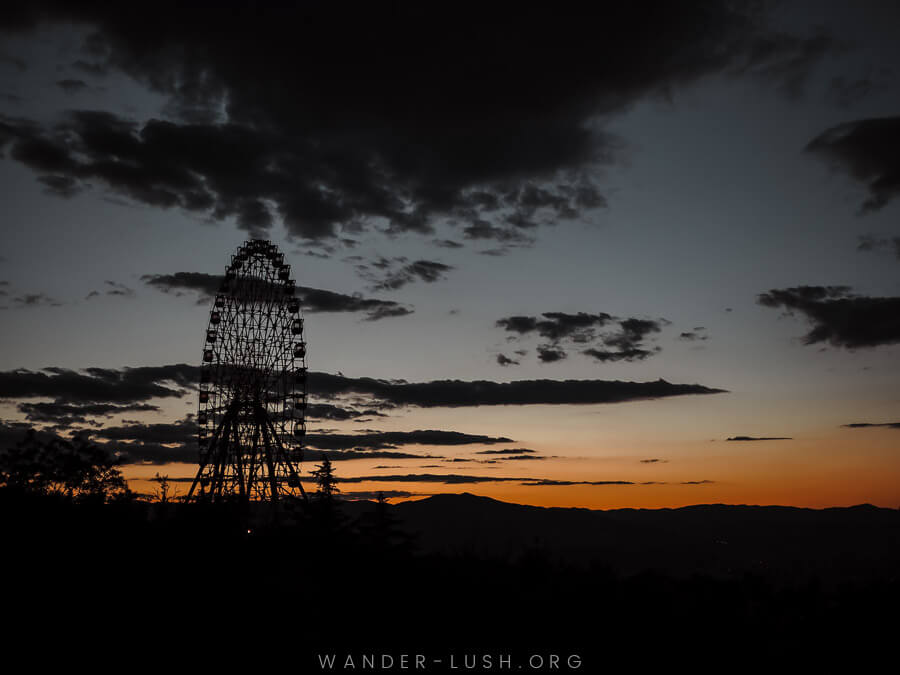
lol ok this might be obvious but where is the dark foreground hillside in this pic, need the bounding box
[4,490,898,673]
[383,493,900,582]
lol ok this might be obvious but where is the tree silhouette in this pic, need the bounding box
[307,454,347,539]
[354,491,414,558]
[310,455,340,503]
[0,429,129,503]
[152,473,176,503]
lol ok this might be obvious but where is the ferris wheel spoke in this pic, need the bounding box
[192,239,307,504]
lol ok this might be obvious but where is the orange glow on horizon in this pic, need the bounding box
[124,425,900,510]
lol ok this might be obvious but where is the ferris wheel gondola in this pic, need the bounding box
[188,239,308,502]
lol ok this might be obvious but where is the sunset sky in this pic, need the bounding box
[1,1,898,508]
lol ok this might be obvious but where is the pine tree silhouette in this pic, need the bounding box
[308,454,345,539]
[310,455,339,503]
[354,491,415,559]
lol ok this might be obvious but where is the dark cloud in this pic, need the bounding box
[141,272,413,321]
[463,221,535,247]
[22,420,462,465]
[17,401,159,425]
[325,473,623,486]
[306,403,386,422]
[581,346,657,362]
[0,420,74,451]
[0,364,195,404]
[432,239,463,249]
[139,272,220,300]
[355,257,454,291]
[583,318,664,363]
[857,234,900,260]
[114,444,444,467]
[497,312,614,342]
[3,362,725,414]
[305,429,513,452]
[92,418,195,445]
[0,3,833,241]
[678,327,709,342]
[36,174,80,197]
[497,316,539,334]
[56,78,88,94]
[107,441,195,465]
[757,286,900,349]
[476,448,537,455]
[496,354,519,367]
[86,280,134,300]
[304,449,444,462]
[291,284,411,321]
[806,116,900,212]
[330,474,515,485]
[338,490,418,501]
[537,345,567,363]
[841,422,900,429]
[310,372,726,408]
[497,311,665,363]
[825,75,877,108]
[733,31,834,100]
[318,473,708,487]
[681,480,714,485]
[0,51,26,72]
[726,436,792,441]
[640,458,668,464]
[0,420,190,465]
[519,479,633,486]
[105,280,134,297]
[71,59,108,76]
[10,292,63,308]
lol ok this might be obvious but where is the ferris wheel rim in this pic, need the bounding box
[192,238,309,502]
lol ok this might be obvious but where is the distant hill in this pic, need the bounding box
[344,493,900,582]
[4,489,897,668]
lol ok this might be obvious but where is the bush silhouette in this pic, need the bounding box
[0,429,129,503]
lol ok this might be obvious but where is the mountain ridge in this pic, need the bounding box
[340,491,900,582]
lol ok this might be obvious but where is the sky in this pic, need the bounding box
[0,1,898,508]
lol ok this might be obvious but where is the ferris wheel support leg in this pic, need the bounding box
[212,410,235,500]
[228,411,246,501]
[187,471,203,500]
[263,414,308,503]
[258,407,280,502]
[220,400,245,499]
[248,420,262,500]
[189,403,232,500]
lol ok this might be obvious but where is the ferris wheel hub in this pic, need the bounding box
[188,239,308,504]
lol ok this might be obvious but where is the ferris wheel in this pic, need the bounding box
[188,239,308,502]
